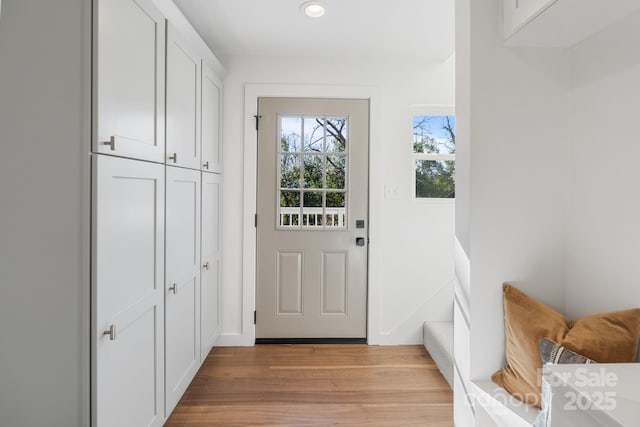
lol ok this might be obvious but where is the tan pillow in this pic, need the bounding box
[492,284,640,408]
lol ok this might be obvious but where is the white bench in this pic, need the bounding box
[472,380,540,427]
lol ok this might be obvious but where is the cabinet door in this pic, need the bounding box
[201,62,222,173]
[201,172,222,360]
[93,155,165,427]
[95,0,165,163]
[166,25,201,170]
[165,166,201,415]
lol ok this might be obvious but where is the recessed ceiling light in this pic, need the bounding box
[301,1,326,18]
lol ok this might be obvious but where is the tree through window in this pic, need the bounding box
[279,116,348,228]
[413,114,455,199]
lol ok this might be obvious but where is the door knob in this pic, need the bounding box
[169,283,178,294]
[168,152,177,163]
[103,324,116,341]
[203,161,209,169]
[356,237,366,247]
[203,262,210,270]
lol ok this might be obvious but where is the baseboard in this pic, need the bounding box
[215,333,254,347]
[255,338,367,345]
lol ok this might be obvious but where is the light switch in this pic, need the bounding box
[384,184,400,200]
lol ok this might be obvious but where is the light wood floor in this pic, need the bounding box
[165,345,453,426]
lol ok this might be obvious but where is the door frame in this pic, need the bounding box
[236,84,384,346]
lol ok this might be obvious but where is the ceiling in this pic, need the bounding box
[173,0,455,61]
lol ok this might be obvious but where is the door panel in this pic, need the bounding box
[256,98,369,339]
[321,251,348,316]
[166,25,201,170]
[98,303,159,427]
[98,172,158,317]
[201,63,222,172]
[93,155,164,427]
[165,274,198,395]
[201,172,222,360]
[200,259,220,358]
[95,0,165,163]
[276,252,304,316]
[165,166,201,415]
[166,171,199,274]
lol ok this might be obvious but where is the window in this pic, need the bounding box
[412,111,455,199]
[278,115,348,229]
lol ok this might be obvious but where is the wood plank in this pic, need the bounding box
[165,345,453,426]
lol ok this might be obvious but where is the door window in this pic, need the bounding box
[278,116,348,229]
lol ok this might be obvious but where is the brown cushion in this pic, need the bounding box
[492,284,640,408]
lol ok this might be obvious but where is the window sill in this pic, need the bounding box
[414,198,456,205]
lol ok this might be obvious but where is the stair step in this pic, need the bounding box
[423,321,454,388]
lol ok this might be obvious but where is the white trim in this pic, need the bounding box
[411,105,456,203]
[152,0,227,79]
[414,198,456,205]
[414,154,455,161]
[243,84,383,345]
[215,332,251,347]
[82,0,91,425]
[412,104,455,116]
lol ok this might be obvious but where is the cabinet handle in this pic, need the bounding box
[203,262,210,270]
[103,324,116,341]
[203,161,209,169]
[103,136,116,151]
[169,283,178,294]
[169,153,177,163]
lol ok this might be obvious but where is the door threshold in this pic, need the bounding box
[255,338,367,345]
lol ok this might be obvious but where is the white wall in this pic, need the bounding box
[461,0,570,380]
[566,10,640,318]
[0,1,89,426]
[459,0,640,383]
[219,55,456,345]
[455,3,640,425]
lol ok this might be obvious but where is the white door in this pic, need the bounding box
[201,172,222,360]
[256,98,369,340]
[166,25,201,170]
[201,62,222,173]
[95,0,165,163]
[93,155,165,427]
[165,166,201,415]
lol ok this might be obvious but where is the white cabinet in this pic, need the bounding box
[95,0,165,163]
[166,25,201,170]
[93,155,165,427]
[93,3,225,423]
[201,62,222,173]
[200,172,222,360]
[165,166,202,415]
[503,0,640,47]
